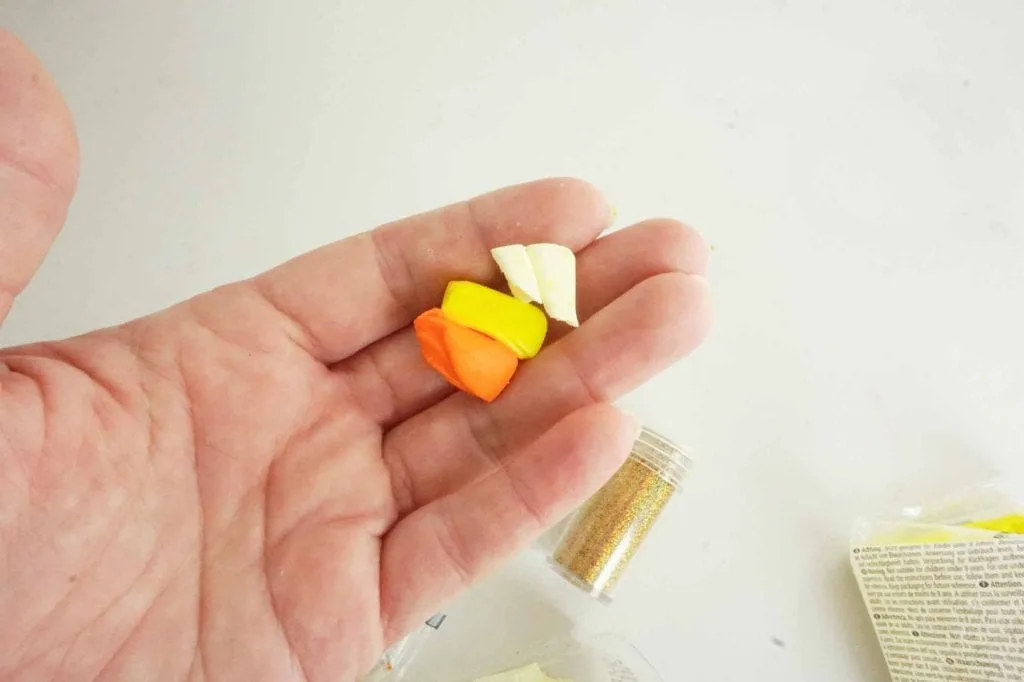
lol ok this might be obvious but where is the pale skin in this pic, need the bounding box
[0,30,712,682]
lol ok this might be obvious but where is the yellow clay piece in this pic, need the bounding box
[869,528,973,545]
[962,514,1024,534]
[866,514,1024,547]
[441,280,548,359]
[474,663,571,682]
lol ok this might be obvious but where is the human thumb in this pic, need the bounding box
[0,29,78,325]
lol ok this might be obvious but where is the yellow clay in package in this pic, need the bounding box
[962,513,1024,534]
[850,482,1024,682]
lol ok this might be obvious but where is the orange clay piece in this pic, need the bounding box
[413,309,519,402]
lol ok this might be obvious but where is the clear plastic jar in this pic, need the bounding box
[361,613,447,681]
[549,427,690,602]
[464,633,663,682]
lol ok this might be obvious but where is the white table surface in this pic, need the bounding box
[3,2,1023,680]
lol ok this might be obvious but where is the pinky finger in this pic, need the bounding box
[377,403,639,642]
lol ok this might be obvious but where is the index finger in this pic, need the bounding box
[250,178,612,363]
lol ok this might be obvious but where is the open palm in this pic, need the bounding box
[0,32,711,682]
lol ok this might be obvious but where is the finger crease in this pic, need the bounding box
[558,344,606,406]
[262,473,314,682]
[496,460,547,530]
[462,197,493,250]
[35,340,138,413]
[0,146,70,202]
[174,344,209,682]
[358,346,401,425]
[370,228,417,321]
[462,405,506,473]
[384,437,418,514]
[432,497,475,587]
[250,279,323,359]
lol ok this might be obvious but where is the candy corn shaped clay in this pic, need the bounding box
[413,243,577,402]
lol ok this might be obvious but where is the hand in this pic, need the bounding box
[0,30,711,682]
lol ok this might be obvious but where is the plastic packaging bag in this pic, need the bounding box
[850,480,1024,681]
[427,633,663,682]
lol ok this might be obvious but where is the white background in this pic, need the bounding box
[3,1,1023,680]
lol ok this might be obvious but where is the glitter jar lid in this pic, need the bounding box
[629,426,691,490]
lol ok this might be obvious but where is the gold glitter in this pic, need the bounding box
[551,428,688,601]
